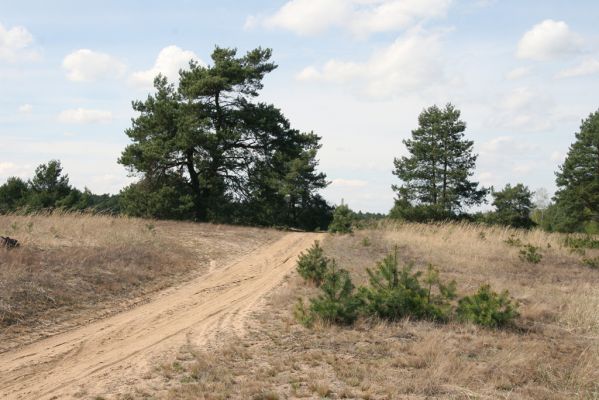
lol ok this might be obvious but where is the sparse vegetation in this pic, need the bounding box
[0,212,280,351]
[519,243,543,264]
[132,221,599,399]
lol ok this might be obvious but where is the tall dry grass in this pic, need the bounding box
[0,212,280,351]
[134,221,599,400]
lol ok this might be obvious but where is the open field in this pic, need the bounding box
[0,213,282,352]
[134,222,599,400]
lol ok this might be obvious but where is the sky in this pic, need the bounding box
[1,0,598,213]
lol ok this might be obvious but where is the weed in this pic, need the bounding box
[361,236,371,247]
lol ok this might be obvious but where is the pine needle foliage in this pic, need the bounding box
[456,284,519,328]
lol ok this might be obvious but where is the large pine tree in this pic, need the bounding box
[554,108,599,231]
[119,47,329,229]
[392,104,486,217]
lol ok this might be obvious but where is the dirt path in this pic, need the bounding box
[0,232,321,399]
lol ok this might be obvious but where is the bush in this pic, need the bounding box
[564,235,599,250]
[359,252,456,322]
[296,241,330,286]
[298,266,362,326]
[519,244,542,264]
[504,234,523,247]
[328,204,356,234]
[456,284,519,328]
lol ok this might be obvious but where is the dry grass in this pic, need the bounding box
[129,221,599,400]
[0,212,280,351]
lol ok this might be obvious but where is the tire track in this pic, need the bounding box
[0,232,322,399]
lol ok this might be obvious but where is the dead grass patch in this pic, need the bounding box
[120,222,599,399]
[0,212,280,351]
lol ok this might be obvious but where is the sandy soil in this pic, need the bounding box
[0,231,322,399]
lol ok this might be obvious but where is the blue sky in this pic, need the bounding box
[1,0,598,212]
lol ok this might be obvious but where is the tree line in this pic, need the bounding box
[389,103,599,233]
[1,46,597,233]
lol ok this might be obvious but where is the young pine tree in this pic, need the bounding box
[392,104,486,219]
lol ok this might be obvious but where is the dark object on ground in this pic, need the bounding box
[0,236,19,249]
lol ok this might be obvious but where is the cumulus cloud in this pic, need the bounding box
[18,104,32,114]
[246,0,452,37]
[0,161,31,179]
[489,86,556,132]
[296,30,445,98]
[480,136,538,156]
[556,58,599,78]
[62,49,126,82]
[57,108,113,124]
[130,45,203,89]
[517,20,582,61]
[0,22,38,62]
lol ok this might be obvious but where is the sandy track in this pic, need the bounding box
[0,232,321,399]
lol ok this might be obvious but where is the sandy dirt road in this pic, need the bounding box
[0,232,321,399]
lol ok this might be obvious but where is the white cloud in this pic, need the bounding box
[480,136,538,155]
[62,49,126,82]
[247,0,452,37]
[517,20,582,61]
[57,108,113,124]
[130,45,203,89]
[556,58,599,78]
[18,104,32,114]
[0,22,38,62]
[0,161,18,175]
[476,171,497,187]
[488,87,556,132]
[0,162,32,180]
[331,178,368,188]
[296,29,445,98]
[506,66,532,80]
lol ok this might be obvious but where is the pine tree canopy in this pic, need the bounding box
[392,103,487,215]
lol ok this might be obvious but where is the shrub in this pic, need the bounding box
[296,241,330,286]
[456,284,519,328]
[302,266,362,325]
[519,244,542,264]
[359,251,456,322]
[504,234,523,247]
[564,235,599,250]
[328,204,356,234]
